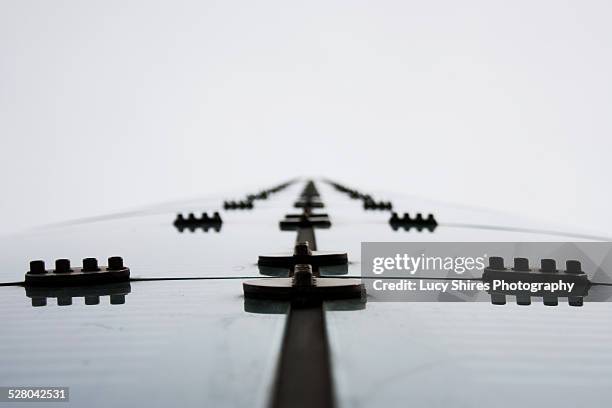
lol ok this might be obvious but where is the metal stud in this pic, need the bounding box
[108,256,124,270]
[513,258,529,271]
[29,260,46,275]
[54,259,71,273]
[82,258,99,272]
[540,259,557,272]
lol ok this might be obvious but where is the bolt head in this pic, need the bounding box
[489,257,504,269]
[513,258,529,271]
[54,259,71,273]
[566,260,583,274]
[540,259,557,272]
[29,260,46,274]
[108,256,124,270]
[82,257,99,272]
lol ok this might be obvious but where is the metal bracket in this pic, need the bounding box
[24,257,130,287]
[243,264,363,301]
[223,200,254,210]
[279,213,331,230]
[258,242,347,268]
[482,257,590,306]
[174,212,222,232]
[389,212,437,232]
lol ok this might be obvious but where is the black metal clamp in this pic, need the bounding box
[482,257,590,306]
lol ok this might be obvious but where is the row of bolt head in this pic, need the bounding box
[227,180,293,209]
[329,183,353,194]
[246,193,265,201]
[390,212,437,223]
[326,181,376,203]
[223,200,254,208]
[29,257,124,274]
[176,212,222,222]
[488,257,583,273]
[340,186,393,210]
[246,182,290,200]
[364,201,392,209]
[329,182,368,200]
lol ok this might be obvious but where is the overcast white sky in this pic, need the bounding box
[1,0,611,236]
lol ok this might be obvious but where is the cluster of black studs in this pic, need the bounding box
[246,180,293,200]
[173,180,294,231]
[482,257,590,306]
[326,180,368,199]
[247,191,268,200]
[25,257,130,286]
[254,180,294,197]
[225,180,295,209]
[363,199,392,210]
[174,212,222,232]
[26,282,131,307]
[389,212,437,231]
[223,200,254,210]
[326,180,393,211]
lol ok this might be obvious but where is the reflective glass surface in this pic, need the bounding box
[326,301,612,408]
[0,280,286,408]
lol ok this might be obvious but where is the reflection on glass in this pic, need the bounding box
[25,282,131,307]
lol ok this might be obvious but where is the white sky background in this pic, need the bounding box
[0,0,611,235]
